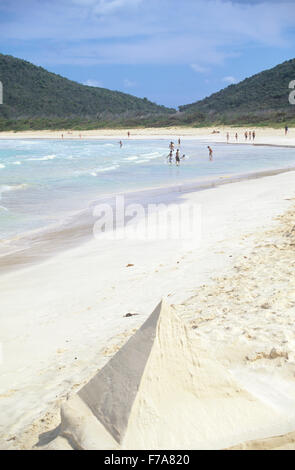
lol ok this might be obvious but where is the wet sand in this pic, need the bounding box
[1,165,295,276]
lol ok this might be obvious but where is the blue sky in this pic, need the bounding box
[0,0,295,108]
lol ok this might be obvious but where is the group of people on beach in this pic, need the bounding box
[167,139,186,166]
[226,131,256,143]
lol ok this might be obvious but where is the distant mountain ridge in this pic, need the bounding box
[0,54,174,121]
[179,59,295,123]
[0,54,295,130]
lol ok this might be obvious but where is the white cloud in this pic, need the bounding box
[70,0,143,16]
[1,0,295,67]
[93,0,143,15]
[223,76,238,84]
[191,64,210,74]
[84,79,103,87]
[123,78,137,87]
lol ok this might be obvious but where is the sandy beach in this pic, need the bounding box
[0,126,295,147]
[1,150,295,448]
[2,0,295,451]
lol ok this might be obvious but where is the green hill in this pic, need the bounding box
[0,53,174,130]
[179,59,295,125]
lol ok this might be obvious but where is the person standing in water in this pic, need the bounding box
[235,133,238,142]
[208,146,213,161]
[119,141,123,148]
[175,149,180,166]
[167,150,173,164]
[252,130,256,141]
[226,132,230,143]
[169,141,175,151]
[178,138,181,146]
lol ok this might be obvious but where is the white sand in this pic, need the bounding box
[37,299,295,450]
[1,168,295,449]
[0,126,295,147]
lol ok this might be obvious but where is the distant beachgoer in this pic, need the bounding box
[181,154,186,160]
[249,131,252,141]
[61,134,64,139]
[235,133,238,142]
[252,131,256,141]
[245,131,248,141]
[285,125,289,135]
[208,146,213,161]
[178,138,181,145]
[167,150,173,164]
[119,140,123,148]
[128,131,130,138]
[226,132,230,143]
[175,149,180,166]
[169,141,175,151]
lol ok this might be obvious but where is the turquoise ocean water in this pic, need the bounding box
[0,138,295,243]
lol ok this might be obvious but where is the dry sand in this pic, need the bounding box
[1,127,295,449]
[0,126,295,147]
[1,167,295,449]
[38,270,295,451]
[43,196,295,450]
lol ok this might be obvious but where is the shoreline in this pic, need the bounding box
[1,168,295,449]
[1,164,295,276]
[0,126,295,147]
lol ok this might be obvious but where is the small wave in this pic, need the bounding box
[141,152,163,160]
[0,183,28,194]
[0,205,9,212]
[0,164,6,169]
[18,140,39,145]
[126,156,138,161]
[90,165,120,176]
[135,159,149,164]
[28,155,57,161]
[12,161,22,165]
